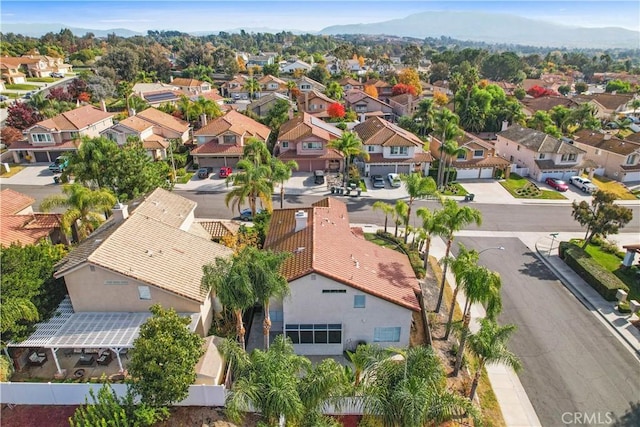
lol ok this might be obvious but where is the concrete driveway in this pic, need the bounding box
[0,163,62,186]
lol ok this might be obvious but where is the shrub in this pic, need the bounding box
[617,301,631,314]
[561,242,628,301]
[175,167,186,177]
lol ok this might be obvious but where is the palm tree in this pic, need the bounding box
[286,80,297,99]
[399,173,438,243]
[328,131,369,187]
[40,183,116,242]
[224,159,274,217]
[372,201,394,234]
[442,140,466,188]
[630,99,640,116]
[324,81,344,101]
[444,243,479,340]
[392,200,408,239]
[453,266,503,376]
[270,157,298,209]
[242,137,271,166]
[193,96,222,128]
[467,319,521,401]
[201,255,255,350]
[413,98,435,137]
[68,136,120,189]
[434,199,482,313]
[345,344,387,389]
[243,77,260,100]
[433,108,463,188]
[177,95,196,123]
[415,206,447,275]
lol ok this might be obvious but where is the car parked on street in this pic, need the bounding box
[0,95,8,101]
[371,175,385,188]
[545,177,569,192]
[569,176,597,193]
[50,72,64,78]
[387,173,401,188]
[239,208,264,221]
[48,156,69,173]
[313,170,325,185]
[219,166,232,178]
[197,167,212,179]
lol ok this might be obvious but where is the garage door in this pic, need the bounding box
[539,171,564,182]
[456,168,480,180]
[396,165,410,174]
[480,168,494,179]
[34,152,49,162]
[369,165,397,176]
[622,171,640,182]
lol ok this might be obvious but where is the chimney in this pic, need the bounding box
[294,210,308,233]
[112,202,129,222]
[169,75,174,83]
[100,99,107,112]
[501,120,509,131]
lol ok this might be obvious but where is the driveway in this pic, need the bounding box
[0,164,61,186]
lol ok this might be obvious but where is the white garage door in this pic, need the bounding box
[456,168,480,180]
[480,168,494,179]
[622,171,640,182]
[539,171,564,182]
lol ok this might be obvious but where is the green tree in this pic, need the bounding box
[434,199,482,313]
[98,47,140,81]
[392,200,409,239]
[225,159,274,217]
[40,183,116,242]
[399,173,438,243]
[270,157,299,209]
[243,137,272,166]
[307,64,330,85]
[467,319,521,401]
[128,305,204,407]
[572,190,633,249]
[193,95,222,127]
[372,201,394,234]
[574,82,588,94]
[444,243,479,340]
[67,136,120,188]
[433,108,463,188]
[325,80,344,100]
[454,266,502,376]
[244,77,261,100]
[605,79,631,93]
[412,98,435,137]
[415,207,447,275]
[327,131,368,187]
[557,85,571,96]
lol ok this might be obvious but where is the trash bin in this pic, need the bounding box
[356,188,362,196]
[53,176,61,184]
[330,186,335,194]
[464,193,475,202]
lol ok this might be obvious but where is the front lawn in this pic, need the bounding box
[5,84,40,91]
[27,77,56,83]
[590,175,636,200]
[176,172,194,184]
[0,164,25,178]
[500,173,566,200]
[441,182,469,196]
[1,92,23,99]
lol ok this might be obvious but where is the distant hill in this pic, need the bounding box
[0,23,142,38]
[319,11,639,49]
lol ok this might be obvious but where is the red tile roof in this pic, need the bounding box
[264,198,420,311]
[0,188,35,216]
[194,110,271,141]
[192,143,244,155]
[31,105,113,131]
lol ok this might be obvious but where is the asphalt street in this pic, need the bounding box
[457,236,640,427]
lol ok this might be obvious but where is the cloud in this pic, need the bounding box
[99,19,153,23]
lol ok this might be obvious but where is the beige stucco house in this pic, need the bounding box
[571,130,640,183]
[264,198,421,356]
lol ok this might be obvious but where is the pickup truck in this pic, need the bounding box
[49,156,69,173]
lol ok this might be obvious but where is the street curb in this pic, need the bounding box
[533,241,640,357]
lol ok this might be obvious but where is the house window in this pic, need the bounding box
[367,145,375,152]
[138,286,151,300]
[223,135,236,144]
[457,151,466,160]
[302,141,323,150]
[268,310,283,322]
[31,133,53,144]
[561,154,577,162]
[301,84,311,90]
[281,141,289,149]
[473,149,484,158]
[539,153,546,160]
[373,327,401,342]
[626,154,638,165]
[390,147,408,155]
[285,324,342,344]
[354,295,366,308]
[322,289,346,294]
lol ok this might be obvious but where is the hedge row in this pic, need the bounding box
[558,242,628,301]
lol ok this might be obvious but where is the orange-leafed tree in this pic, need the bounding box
[237,57,246,72]
[0,126,24,145]
[364,85,378,98]
[327,102,346,119]
[398,68,422,95]
[392,83,417,96]
[433,91,449,107]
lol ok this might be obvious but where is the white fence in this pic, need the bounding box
[511,164,529,177]
[0,382,226,406]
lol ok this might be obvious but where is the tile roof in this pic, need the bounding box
[576,93,634,111]
[171,77,205,87]
[248,92,291,110]
[117,115,154,133]
[450,156,511,169]
[135,107,190,133]
[192,143,244,155]
[54,189,233,303]
[194,110,271,141]
[297,89,337,105]
[1,188,35,216]
[197,220,241,240]
[498,126,585,155]
[264,198,420,311]
[521,96,579,113]
[535,159,581,170]
[0,214,61,247]
[572,130,640,156]
[277,147,344,161]
[354,117,424,148]
[278,112,342,142]
[32,105,113,131]
[366,153,432,164]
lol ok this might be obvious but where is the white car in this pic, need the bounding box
[569,176,597,193]
[387,173,401,188]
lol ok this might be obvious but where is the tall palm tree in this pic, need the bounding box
[442,141,466,188]
[177,95,196,123]
[286,80,297,99]
[434,199,482,313]
[372,201,394,234]
[399,173,438,243]
[40,183,116,242]
[444,243,479,340]
[244,77,260,100]
[392,200,408,239]
[415,206,447,274]
[345,344,387,389]
[467,319,521,401]
[454,266,502,376]
[324,81,344,101]
[328,131,368,187]
[433,108,462,188]
[193,96,222,128]
[242,137,271,166]
[413,98,435,137]
[270,157,298,209]
[201,255,255,351]
[224,159,274,217]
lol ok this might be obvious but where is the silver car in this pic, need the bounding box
[387,173,401,188]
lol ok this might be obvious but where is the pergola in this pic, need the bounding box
[8,297,200,375]
[622,243,640,267]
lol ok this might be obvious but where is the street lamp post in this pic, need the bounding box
[549,233,559,256]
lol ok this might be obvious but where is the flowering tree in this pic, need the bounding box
[78,92,91,103]
[327,102,346,119]
[364,85,378,98]
[392,83,417,96]
[6,103,41,130]
[433,91,449,107]
[47,87,73,102]
[527,85,558,98]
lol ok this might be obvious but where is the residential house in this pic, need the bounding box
[353,117,432,176]
[263,198,421,355]
[0,188,64,247]
[297,89,337,118]
[247,54,275,68]
[388,93,419,118]
[0,57,27,84]
[574,93,636,119]
[170,77,212,95]
[295,76,326,93]
[191,110,271,168]
[142,89,183,108]
[344,89,394,122]
[197,220,241,243]
[220,75,250,100]
[520,96,580,117]
[101,107,190,160]
[275,112,344,172]
[571,130,640,182]
[429,131,511,180]
[281,60,313,74]
[363,79,394,103]
[495,126,586,182]
[247,92,294,118]
[10,105,114,164]
[257,75,287,97]
[338,77,364,92]
[18,54,73,77]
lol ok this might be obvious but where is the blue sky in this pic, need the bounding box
[2,1,639,33]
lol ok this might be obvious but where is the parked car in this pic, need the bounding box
[0,95,8,101]
[371,175,385,188]
[49,156,69,173]
[24,91,34,99]
[50,72,64,78]
[569,176,597,193]
[387,173,401,188]
[219,166,232,178]
[313,170,325,185]
[239,208,264,221]
[545,177,569,192]
[197,167,212,179]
